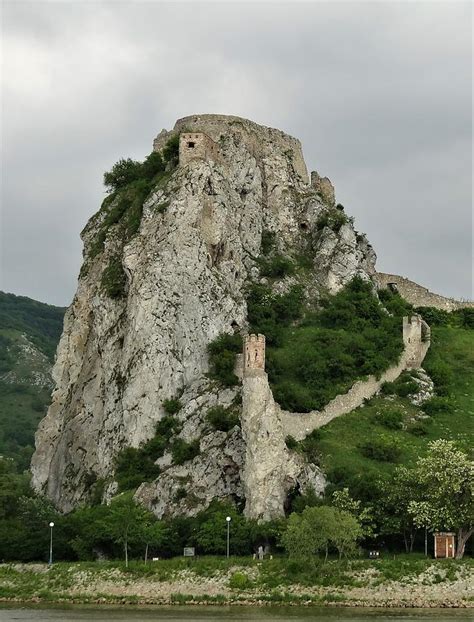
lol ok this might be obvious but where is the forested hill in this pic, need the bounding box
[0,291,66,470]
[0,292,65,361]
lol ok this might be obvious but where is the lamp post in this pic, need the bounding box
[48,522,55,565]
[226,516,231,559]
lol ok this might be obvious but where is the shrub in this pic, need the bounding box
[103,158,143,192]
[285,435,298,450]
[258,255,295,278]
[453,308,474,329]
[163,398,182,415]
[378,288,413,317]
[261,230,276,255]
[359,438,401,462]
[207,333,242,387]
[114,416,180,491]
[206,406,239,432]
[407,421,429,436]
[422,396,454,417]
[374,409,404,430]
[162,134,180,164]
[300,430,322,464]
[171,439,200,465]
[415,306,451,327]
[316,210,348,233]
[228,572,253,590]
[423,359,453,395]
[101,257,126,298]
[247,284,304,346]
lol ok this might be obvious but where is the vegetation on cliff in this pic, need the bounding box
[84,136,180,297]
[248,278,405,412]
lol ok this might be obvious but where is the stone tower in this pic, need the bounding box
[243,334,265,373]
[403,315,431,368]
[178,132,220,166]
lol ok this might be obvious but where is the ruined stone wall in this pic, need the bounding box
[375,272,474,311]
[311,171,335,207]
[179,132,221,166]
[244,334,265,372]
[153,114,309,184]
[278,316,431,441]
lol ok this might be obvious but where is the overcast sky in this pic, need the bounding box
[1,0,472,307]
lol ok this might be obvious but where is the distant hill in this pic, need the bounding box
[0,292,66,470]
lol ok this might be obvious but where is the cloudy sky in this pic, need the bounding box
[1,0,472,306]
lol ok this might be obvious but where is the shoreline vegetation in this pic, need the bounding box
[0,557,473,609]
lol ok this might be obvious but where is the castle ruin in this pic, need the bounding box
[178,132,221,166]
[243,334,265,373]
[403,314,431,368]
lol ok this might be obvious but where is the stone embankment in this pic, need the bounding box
[1,561,473,608]
[375,272,474,311]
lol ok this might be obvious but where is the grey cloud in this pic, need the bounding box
[1,1,471,306]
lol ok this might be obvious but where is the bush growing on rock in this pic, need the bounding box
[206,406,239,432]
[207,333,242,387]
[163,398,182,415]
[171,438,200,465]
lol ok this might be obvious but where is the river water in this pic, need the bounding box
[0,606,472,622]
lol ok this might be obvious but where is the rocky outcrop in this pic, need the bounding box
[31,114,375,514]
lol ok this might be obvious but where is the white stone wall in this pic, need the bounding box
[279,319,431,442]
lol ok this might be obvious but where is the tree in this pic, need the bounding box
[405,440,473,559]
[380,467,420,552]
[104,493,152,566]
[142,521,170,564]
[281,506,362,561]
[331,487,375,538]
[103,158,143,192]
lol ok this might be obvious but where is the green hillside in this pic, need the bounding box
[0,292,66,470]
[313,323,474,504]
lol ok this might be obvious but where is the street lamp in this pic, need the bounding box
[226,516,231,559]
[48,522,55,565]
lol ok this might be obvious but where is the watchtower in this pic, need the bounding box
[403,315,431,368]
[179,132,220,166]
[243,334,265,373]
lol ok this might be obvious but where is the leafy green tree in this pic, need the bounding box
[104,493,153,566]
[282,506,362,561]
[378,468,420,552]
[331,488,375,538]
[103,158,143,192]
[142,520,170,563]
[196,504,251,555]
[404,440,473,558]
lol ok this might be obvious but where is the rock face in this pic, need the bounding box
[31,114,375,514]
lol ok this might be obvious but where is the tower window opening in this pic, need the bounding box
[187,141,196,148]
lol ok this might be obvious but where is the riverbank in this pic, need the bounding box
[0,557,472,608]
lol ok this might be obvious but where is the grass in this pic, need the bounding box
[0,555,471,605]
[315,326,474,498]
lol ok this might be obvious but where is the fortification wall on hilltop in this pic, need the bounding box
[153,114,309,184]
[179,132,221,166]
[375,272,474,312]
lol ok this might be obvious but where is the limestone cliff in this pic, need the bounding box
[31,114,375,515]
